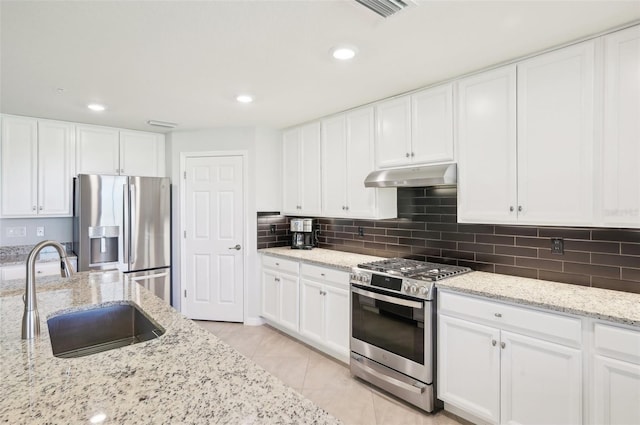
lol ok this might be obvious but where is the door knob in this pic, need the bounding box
[228,244,241,250]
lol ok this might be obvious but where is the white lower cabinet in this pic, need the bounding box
[438,314,501,423]
[0,258,78,282]
[261,257,299,333]
[500,331,582,425]
[591,322,640,425]
[260,254,350,363]
[300,263,350,360]
[438,290,582,425]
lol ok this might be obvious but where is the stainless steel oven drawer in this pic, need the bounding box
[351,353,435,412]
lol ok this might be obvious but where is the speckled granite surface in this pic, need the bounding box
[437,271,640,327]
[0,243,76,266]
[260,247,640,327]
[0,271,340,424]
[258,247,384,271]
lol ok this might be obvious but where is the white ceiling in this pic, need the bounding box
[1,0,639,133]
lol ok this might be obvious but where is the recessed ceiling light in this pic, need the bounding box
[87,103,106,112]
[236,95,254,103]
[331,46,357,61]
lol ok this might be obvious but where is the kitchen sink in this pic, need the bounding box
[47,302,165,358]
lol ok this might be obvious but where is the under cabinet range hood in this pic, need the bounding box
[364,163,457,188]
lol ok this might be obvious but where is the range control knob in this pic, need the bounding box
[419,286,428,295]
[402,283,410,292]
[410,285,418,294]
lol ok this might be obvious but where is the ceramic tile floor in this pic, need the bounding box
[194,320,468,425]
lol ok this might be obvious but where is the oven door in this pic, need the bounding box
[351,284,432,384]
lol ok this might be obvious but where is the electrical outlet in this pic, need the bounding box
[269,224,276,234]
[358,227,364,237]
[551,238,564,255]
[36,226,45,237]
[6,226,26,237]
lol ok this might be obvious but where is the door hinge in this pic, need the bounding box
[183,171,186,179]
[184,289,187,298]
[183,230,186,238]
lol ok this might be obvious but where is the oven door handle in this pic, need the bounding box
[351,286,423,309]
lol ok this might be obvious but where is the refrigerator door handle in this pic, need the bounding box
[123,183,130,267]
[129,183,136,266]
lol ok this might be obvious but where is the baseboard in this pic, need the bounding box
[244,316,265,326]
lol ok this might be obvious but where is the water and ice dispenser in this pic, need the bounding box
[88,226,119,266]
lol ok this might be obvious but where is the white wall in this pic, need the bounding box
[0,217,72,246]
[255,127,282,211]
[167,126,281,324]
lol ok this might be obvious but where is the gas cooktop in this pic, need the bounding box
[356,258,471,281]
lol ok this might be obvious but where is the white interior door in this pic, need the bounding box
[183,155,244,322]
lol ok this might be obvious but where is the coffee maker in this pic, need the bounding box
[290,218,316,250]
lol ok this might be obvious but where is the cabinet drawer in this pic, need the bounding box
[439,291,582,346]
[594,323,640,364]
[300,263,349,286]
[262,255,299,274]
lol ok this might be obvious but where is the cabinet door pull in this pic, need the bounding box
[509,206,514,212]
[494,313,502,318]
[411,152,415,157]
[32,206,36,211]
[492,339,497,346]
[406,152,410,158]
[518,206,523,212]
[501,342,506,349]
[320,273,325,277]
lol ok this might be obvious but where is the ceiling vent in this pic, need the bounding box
[355,0,416,18]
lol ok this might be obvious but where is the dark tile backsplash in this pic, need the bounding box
[257,187,640,294]
[256,214,291,249]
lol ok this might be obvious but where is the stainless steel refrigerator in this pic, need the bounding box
[73,174,171,304]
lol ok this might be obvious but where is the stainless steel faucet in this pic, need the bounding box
[22,240,75,339]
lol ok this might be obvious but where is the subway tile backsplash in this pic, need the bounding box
[257,187,640,294]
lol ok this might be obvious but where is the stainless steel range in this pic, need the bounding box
[350,258,471,412]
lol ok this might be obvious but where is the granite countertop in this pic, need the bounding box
[437,271,640,327]
[258,247,384,271]
[0,253,78,267]
[0,271,340,424]
[260,247,639,327]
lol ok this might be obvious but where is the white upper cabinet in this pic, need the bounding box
[321,115,348,217]
[376,96,412,168]
[376,83,454,169]
[600,25,640,228]
[76,125,120,175]
[458,40,596,226]
[282,122,321,216]
[1,115,38,217]
[76,124,166,177]
[321,107,396,219]
[411,83,454,164]
[517,40,595,226]
[119,130,165,177]
[457,65,518,224]
[1,115,75,217]
[38,120,76,216]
